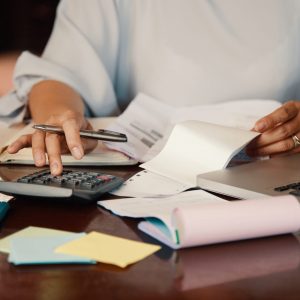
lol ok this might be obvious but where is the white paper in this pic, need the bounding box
[106,94,281,162]
[110,170,191,197]
[141,121,259,186]
[99,190,226,243]
[105,94,280,197]
[105,94,174,160]
[0,145,135,166]
[171,99,281,130]
[0,193,13,202]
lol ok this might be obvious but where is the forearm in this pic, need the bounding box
[28,80,85,123]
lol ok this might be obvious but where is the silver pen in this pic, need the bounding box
[33,124,127,142]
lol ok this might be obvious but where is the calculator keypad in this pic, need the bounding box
[17,170,115,191]
[14,169,123,202]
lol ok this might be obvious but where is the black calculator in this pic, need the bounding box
[0,169,124,203]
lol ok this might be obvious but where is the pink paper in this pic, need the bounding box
[173,195,300,247]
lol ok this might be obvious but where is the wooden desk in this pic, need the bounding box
[0,165,300,300]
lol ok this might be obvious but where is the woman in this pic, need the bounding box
[6,0,300,175]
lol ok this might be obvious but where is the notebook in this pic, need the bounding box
[0,118,137,166]
[197,154,300,199]
[98,190,300,249]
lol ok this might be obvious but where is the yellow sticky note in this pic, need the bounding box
[0,226,72,254]
[55,231,161,268]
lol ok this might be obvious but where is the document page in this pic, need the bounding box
[106,94,281,162]
[111,170,191,198]
[105,93,175,161]
[99,190,226,242]
[141,121,259,186]
[171,99,281,130]
[106,94,281,196]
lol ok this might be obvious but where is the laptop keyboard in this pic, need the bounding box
[274,182,300,196]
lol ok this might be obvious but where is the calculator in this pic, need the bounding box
[0,169,124,203]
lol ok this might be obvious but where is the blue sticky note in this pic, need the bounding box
[9,233,96,265]
[0,202,9,222]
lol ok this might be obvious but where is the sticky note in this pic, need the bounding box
[0,226,73,254]
[55,231,161,268]
[0,202,9,223]
[9,233,96,265]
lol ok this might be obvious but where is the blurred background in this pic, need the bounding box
[0,0,60,96]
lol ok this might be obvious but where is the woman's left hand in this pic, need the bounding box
[247,101,300,156]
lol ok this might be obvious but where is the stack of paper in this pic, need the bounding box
[0,226,160,267]
[108,93,281,198]
[139,195,300,248]
[9,234,96,265]
[98,192,300,249]
[55,231,161,268]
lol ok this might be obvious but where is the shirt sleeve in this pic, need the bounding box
[2,0,122,121]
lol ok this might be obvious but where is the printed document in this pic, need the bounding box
[106,93,281,162]
[98,190,226,244]
[108,94,281,197]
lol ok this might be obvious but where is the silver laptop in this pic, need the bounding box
[197,154,300,199]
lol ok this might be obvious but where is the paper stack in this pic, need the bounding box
[0,226,160,267]
[98,192,300,249]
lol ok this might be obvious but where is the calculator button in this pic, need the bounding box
[64,179,80,186]
[17,178,32,183]
[50,177,66,185]
[80,182,95,189]
[32,179,47,184]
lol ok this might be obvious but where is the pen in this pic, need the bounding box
[33,124,127,142]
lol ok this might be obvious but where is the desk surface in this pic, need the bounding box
[0,165,300,300]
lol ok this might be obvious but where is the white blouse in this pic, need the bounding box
[1,0,300,120]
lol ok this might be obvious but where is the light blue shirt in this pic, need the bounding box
[1,0,300,123]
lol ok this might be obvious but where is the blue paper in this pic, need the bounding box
[9,233,96,265]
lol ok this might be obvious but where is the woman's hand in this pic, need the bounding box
[7,110,97,176]
[247,101,300,157]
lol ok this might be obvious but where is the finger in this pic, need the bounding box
[31,130,47,167]
[249,116,300,149]
[247,136,295,156]
[254,101,298,132]
[62,119,97,158]
[6,135,32,153]
[45,133,63,176]
[81,137,98,153]
[61,118,85,159]
[81,122,98,152]
[269,133,300,156]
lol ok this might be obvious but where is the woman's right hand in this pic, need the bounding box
[7,110,98,176]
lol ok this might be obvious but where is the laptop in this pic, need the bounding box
[197,154,300,199]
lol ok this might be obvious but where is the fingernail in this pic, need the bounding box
[34,153,44,166]
[51,162,59,174]
[71,146,83,159]
[255,122,266,132]
[7,143,15,152]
